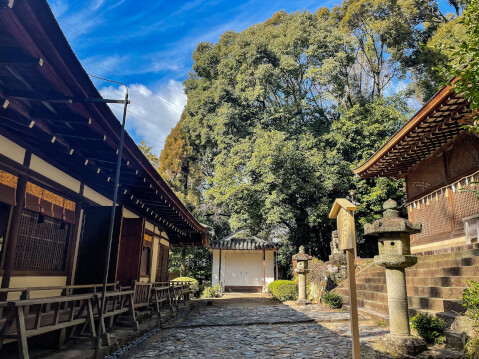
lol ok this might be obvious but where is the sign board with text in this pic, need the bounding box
[329,198,357,250]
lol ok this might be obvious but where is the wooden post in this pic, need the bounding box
[275,252,278,280]
[329,198,360,359]
[218,248,222,292]
[347,248,360,358]
[0,175,27,299]
[66,184,84,285]
[263,249,266,292]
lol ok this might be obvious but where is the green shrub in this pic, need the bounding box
[410,312,445,344]
[463,281,479,358]
[202,284,221,298]
[322,291,342,309]
[463,280,479,322]
[172,277,199,292]
[268,280,297,302]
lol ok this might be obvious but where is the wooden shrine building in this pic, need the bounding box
[354,82,479,253]
[0,0,207,297]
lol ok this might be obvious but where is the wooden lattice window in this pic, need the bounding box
[14,209,70,272]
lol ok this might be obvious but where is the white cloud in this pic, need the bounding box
[100,80,186,154]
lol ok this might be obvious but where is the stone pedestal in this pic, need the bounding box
[364,199,426,356]
[293,246,312,305]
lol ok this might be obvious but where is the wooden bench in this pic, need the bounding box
[129,281,152,310]
[0,294,96,359]
[91,290,138,346]
[150,285,174,319]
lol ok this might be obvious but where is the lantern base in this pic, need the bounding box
[376,334,426,356]
[296,299,311,305]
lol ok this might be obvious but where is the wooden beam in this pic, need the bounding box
[0,0,14,9]
[0,47,43,66]
[66,183,84,285]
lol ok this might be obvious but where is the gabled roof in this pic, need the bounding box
[0,0,207,245]
[208,231,277,250]
[354,81,472,179]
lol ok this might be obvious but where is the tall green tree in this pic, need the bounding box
[160,2,469,268]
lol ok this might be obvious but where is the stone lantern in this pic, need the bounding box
[364,199,426,355]
[293,246,312,304]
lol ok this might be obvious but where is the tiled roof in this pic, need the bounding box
[208,232,277,250]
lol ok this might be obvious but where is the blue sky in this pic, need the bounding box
[50,0,456,153]
[50,0,337,153]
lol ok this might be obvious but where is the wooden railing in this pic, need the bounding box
[0,280,191,358]
[0,294,96,359]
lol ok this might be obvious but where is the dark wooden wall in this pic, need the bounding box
[117,218,145,286]
[75,206,123,285]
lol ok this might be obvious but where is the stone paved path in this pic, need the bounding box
[122,295,391,359]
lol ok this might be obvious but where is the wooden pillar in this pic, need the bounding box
[346,247,361,358]
[263,249,266,292]
[66,183,84,285]
[218,248,222,291]
[275,252,279,280]
[0,174,28,299]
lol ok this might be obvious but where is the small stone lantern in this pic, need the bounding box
[293,246,312,304]
[364,199,426,355]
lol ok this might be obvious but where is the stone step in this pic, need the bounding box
[407,265,479,278]
[367,271,387,278]
[407,286,465,299]
[343,304,390,325]
[336,288,388,303]
[356,276,386,285]
[356,283,386,292]
[445,330,467,350]
[406,276,479,288]
[407,296,464,313]
[346,297,390,314]
[415,247,479,262]
[412,256,479,270]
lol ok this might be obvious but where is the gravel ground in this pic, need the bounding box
[120,296,390,359]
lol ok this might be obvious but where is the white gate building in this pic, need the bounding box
[209,232,278,293]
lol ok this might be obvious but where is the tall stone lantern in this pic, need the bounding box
[293,246,312,304]
[364,199,426,355]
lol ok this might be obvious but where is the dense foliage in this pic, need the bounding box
[202,284,221,298]
[447,0,479,131]
[463,280,479,359]
[150,0,472,273]
[169,247,211,285]
[410,312,445,344]
[268,280,298,301]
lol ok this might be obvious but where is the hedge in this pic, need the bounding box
[268,280,297,301]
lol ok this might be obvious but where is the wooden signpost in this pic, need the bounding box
[329,198,360,359]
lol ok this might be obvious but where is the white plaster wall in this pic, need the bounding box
[160,238,169,247]
[265,251,275,286]
[83,185,113,206]
[30,154,81,193]
[211,250,275,290]
[123,208,139,218]
[7,276,67,300]
[0,134,25,164]
[145,221,154,232]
